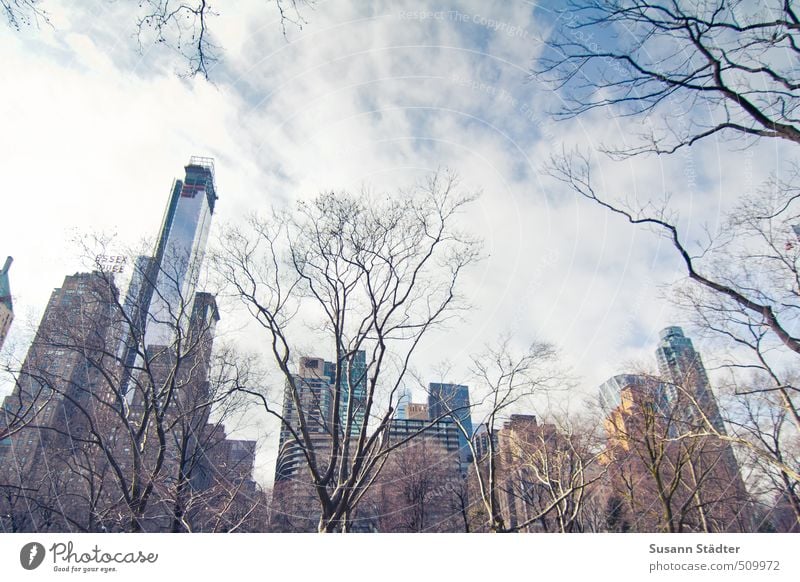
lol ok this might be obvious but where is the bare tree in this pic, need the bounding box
[669,229,800,526]
[538,0,800,360]
[602,373,752,532]
[500,414,606,532]
[546,150,800,529]
[538,1,800,441]
[444,336,571,533]
[1,0,47,30]
[0,240,256,532]
[369,438,462,532]
[4,0,313,79]
[535,0,800,158]
[214,171,482,532]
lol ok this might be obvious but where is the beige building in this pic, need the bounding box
[406,402,429,420]
[0,257,13,350]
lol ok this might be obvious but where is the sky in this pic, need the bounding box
[0,0,790,486]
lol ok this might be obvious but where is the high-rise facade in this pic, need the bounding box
[655,326,723,432]
[145,157,217,347]
[274,356,336,484]
[323,350,367,435]
[374,416,463,532]
[385,416,461,454]
[0,272,119,506]
[428,382,473,468]
[118,157,217,396]
[493,415,565,532]
[271,351,369,531]
[654,326,752,530]
[274,351,368,483]
[596,327,753,532]
[0,257,13,350]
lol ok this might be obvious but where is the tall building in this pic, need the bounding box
[274,351,367,483]
[274,356,336,484]
[271,351,369,531]
[323,350,367,435]
[0,257,13,350]
[145,157,217,347]
[373,416,464,532]
[596,327,753,532]
[493,415,567,532]
[118,157,217,396]
[395,387,410,419]
[0,272,120,529]
[428,382,473,468]
[654,326,752,530]
[655,326,723,431]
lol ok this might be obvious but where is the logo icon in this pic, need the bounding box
[20,542,46,570]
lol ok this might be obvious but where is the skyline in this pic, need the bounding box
[0,0,797,540]
[2,0,788,405]
[0,257,769,531]
[0,211,745,493]
[1,0,795,495]
[0,140,766,488]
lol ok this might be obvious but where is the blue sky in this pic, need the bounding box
[0,0,789,485]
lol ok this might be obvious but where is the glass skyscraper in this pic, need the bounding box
[145,157,217,347]
[655,326,725,432]
[274,351,367,483]
[655,327,752,525]
[118,157,217,397]
[0,256,13,350]
[428,382,473,468]
[324,350,367,435]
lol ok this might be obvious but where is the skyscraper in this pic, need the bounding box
[395,387,410,419]
[428,382,473,469]
[271,351,369,531]
[655,326,724,432]
[493,415,564,532]
[144,157,217,347]
[0,257,13,350]
[596,327,753,532]
[275,355,336,484]
[274,351,367,483]
[323,350,367,435]
[118,157,217,396]
[655,326,753,526]
[0,272,119,480]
